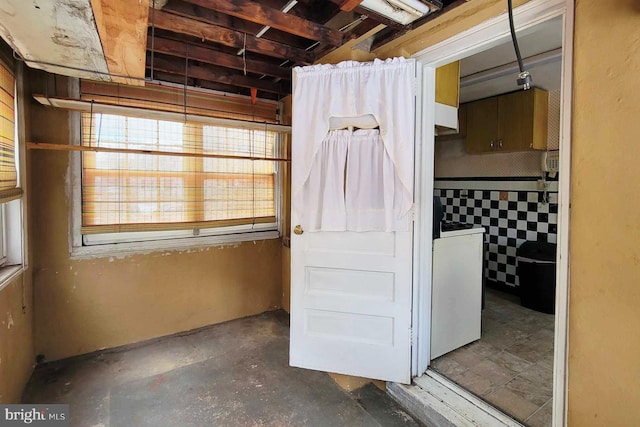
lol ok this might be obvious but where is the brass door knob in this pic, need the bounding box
[293,225,304,235]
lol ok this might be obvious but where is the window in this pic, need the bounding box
[0,59,24,275]
[78,112,281,248]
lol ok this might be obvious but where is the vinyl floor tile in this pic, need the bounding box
[432,288,555,424]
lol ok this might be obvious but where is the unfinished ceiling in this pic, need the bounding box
[459,16,563,103]
[0,0,149,85]
[0,0,464,100]
[144,0,457,100]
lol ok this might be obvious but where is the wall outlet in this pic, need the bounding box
[499,191,508,201]
[460,189,468,198]
[548,193,559,204]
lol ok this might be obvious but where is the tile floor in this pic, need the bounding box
[431,288,555,426]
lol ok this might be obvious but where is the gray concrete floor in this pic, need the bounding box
[23,311,422,427]
[431,288,554,426]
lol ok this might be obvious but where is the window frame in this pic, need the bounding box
[69,87,283,258]
[0,60,26,289]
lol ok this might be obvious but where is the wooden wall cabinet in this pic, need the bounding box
[465,88,549,153]
[435,61,460,107]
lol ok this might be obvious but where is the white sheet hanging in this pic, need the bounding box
[346,129,406,231]
[301,129,408,232]
[292,58,416,230]
[301,130,349,231]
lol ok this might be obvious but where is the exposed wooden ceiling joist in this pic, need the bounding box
[339,0,364,12]
[0,0,458,101]
[148,70,252,95]
[162,0,311,49]
[150,9,315,64]
[182,0,344,46]
[148,37,292,80]
[149,54,290,95]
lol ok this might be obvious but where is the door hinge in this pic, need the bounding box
[409,203,417,221]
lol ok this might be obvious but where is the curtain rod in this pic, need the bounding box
[33,95,292,134]
[27,142,291,163]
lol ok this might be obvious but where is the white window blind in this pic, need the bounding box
[0,62,20,203]
[81,112,277,234]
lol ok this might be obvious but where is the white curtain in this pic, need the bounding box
[346,129,404,231]
[292,58,415,232]
[302,130,349,231]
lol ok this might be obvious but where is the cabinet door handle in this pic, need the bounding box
[499,139,503,149]
[490,140,494,149]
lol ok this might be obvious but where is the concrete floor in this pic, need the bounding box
[431,288,554,426]
[23,311,421,427]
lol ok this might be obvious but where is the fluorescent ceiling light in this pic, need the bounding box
[360,0,433,25]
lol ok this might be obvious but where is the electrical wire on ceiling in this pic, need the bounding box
[507,0,532,90]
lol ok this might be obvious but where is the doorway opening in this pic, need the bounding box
[430,16,562,425]
[411,0,572,425]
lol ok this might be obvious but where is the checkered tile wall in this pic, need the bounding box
[435,186,558,288]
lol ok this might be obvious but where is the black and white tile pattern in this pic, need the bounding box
[435,187,558,288]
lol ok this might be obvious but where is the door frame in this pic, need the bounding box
[411,0,573,425]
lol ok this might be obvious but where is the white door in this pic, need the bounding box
[289,173,414,384]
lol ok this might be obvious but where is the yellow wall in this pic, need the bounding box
[28,74,283,361]
[568,0,640,424]
[0,273,33,402]
[281,247,290,313]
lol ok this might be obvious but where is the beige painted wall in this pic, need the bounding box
[0,273,34,402]
[568,0,640,424]
[282,247,290,313]
[28,74,283,361]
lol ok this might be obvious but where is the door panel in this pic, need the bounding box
[290,229,413,383]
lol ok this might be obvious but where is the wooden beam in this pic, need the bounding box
[339,0,364,12]
[150,9,315,64]
[148,71,279,100]
[310,16,381,59]
[149,54,290,94]
[183,0,344,46]
[148,37,291,80]
[148,70,244,94]
[27,142,290,162]
[33,94,289,131]
[328,0,404,30]
[163,0,311,49]
[90,0,150,85]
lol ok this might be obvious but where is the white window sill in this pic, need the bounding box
[70,230,280,259]
[0,264,24,292]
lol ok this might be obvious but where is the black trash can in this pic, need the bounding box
[517,241,557,314]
